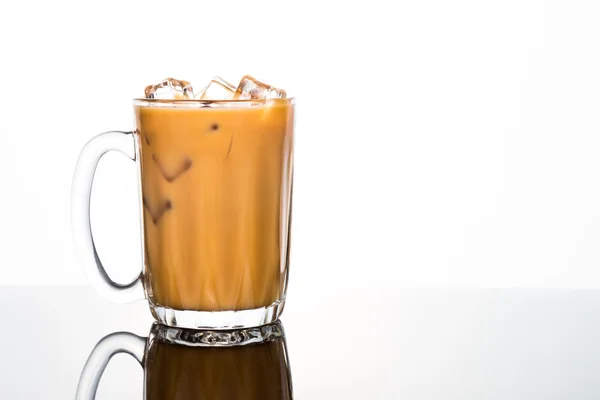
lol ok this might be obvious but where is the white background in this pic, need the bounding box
[1,0,600,288]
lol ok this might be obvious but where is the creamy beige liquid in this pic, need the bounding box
[145,337,292,400]
[135,100,294,312]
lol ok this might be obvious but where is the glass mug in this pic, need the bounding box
[76,322,293,399]
[72,98,295,328]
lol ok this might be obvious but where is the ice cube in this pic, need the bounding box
[145,78,194,99]
[234,75,287,100]
[196,77,236,100]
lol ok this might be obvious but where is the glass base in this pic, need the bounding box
[152,320,285,347]
[149,298,286,330]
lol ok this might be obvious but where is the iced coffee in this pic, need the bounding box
[135,76,294,315]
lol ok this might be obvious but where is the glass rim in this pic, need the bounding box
[133,97,295,108]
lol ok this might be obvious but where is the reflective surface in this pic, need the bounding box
[4,286,600,399]
[76,322,292,399]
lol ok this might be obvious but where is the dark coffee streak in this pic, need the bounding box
[225,134,234,160]
[143,196,172,224]
[135,129,150,145]
[152,154,193,182]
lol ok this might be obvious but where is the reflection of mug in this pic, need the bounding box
[72,98,295,329]
[76,321,293,399]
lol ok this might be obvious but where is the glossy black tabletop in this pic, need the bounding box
[3,286,600,399]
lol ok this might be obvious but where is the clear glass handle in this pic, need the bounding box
[71,131,144,302]
[75,332,146,400]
